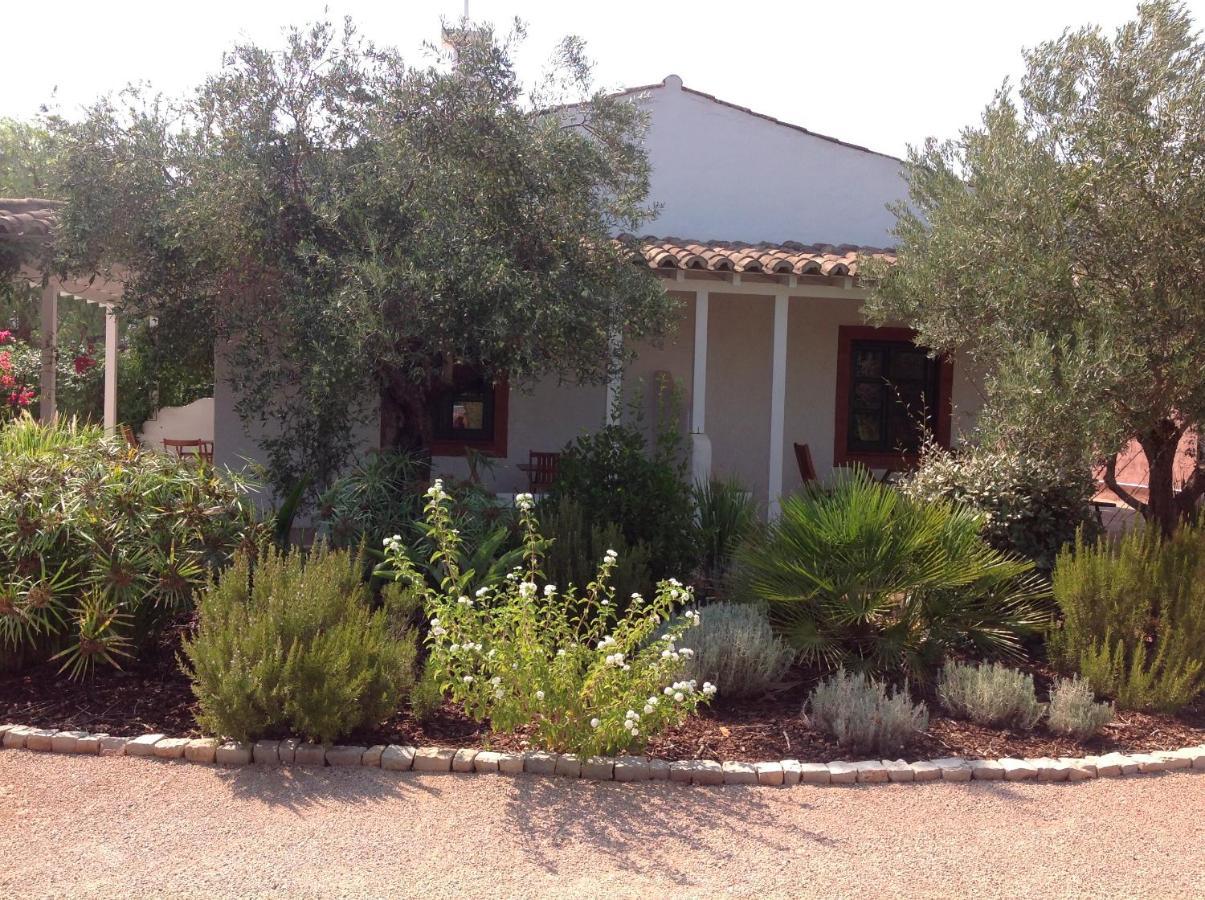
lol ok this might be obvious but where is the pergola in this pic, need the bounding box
[0,198,126,433]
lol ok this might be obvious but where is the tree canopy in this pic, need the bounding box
[865,0,1205,534]
[49,20,673,493]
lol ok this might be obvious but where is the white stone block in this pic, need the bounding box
[215,741,252,766]
[523,751,557,775]
[932,757,972,782]
[381,745,416,771]
[649,758,671,780]
[669,760,694,783]
[855,760,889,784]
[780,759,802,785]
[1,726,30,749]
[909,760,941,782]
[496,752,524,775]
[24,728,58,751]
[882,759,915,782]
[1035,758,1070,782]
[125,734,167,757]
[553,753,580,778]
[98,736,128,757]
[412,747,455,773]
[293,743,328,766]
[324,745,366,767]
[252,740,280,765]
[1130,753,1166,773]
[722,761,758,785]
[1000,758,1038,781]
[75,733,106,755]
[691,760,724,786]
[152,737,190,760]
[184,738,218,763]
[970,759,1005,781]
[800,762,831,785]
[50,731,88,754]
[754,761,785,786]
[581,756,615,780]
[473,750,501,773]
[362,745,386,768]
[278,739,299,765]
[827,761,858,784]
[614,756,652,782]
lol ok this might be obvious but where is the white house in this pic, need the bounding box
[5,75,982,516]
[213,74,983,515]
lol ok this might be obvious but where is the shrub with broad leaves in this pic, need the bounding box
[380,481,716,757]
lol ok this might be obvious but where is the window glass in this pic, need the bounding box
[847,340,938,454]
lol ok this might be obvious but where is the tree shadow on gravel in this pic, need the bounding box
[504,776,838,884]
[213,764,440,814]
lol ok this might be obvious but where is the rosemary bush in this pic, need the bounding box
[381,481,715,757]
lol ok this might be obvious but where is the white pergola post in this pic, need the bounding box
[604,329,622,425]
[103,304,118,434]
[38,283,58,424]
[689,288,712,486]
[768,292,789,517]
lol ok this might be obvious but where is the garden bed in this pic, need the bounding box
[3,651,1202,764]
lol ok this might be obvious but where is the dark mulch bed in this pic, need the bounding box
[3,644,1202,763]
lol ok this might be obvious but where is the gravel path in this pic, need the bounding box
[1,752,1201,899]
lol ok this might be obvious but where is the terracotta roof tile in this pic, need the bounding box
[624,235,895,277]
[0,199,62,241]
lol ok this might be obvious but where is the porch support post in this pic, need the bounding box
[604,329,622,425]
[38,282,58,424]
[768,292,789,517]
[689,288,711,485]
[103,304,118,434]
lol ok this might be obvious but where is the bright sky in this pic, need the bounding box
[5,0,1203,158]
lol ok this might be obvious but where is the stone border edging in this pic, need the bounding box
[2,723,1202,786]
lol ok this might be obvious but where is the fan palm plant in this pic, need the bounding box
[736,468,1049,680]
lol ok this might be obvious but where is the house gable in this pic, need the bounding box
[633,75,907,248]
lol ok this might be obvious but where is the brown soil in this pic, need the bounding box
[2,649,1202,761]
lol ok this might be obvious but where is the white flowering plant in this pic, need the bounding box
[380,481,716,757]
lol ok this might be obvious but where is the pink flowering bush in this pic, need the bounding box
[381,481,716,757]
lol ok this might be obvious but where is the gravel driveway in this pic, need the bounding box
[1,751,1201,898]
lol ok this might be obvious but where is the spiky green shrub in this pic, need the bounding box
[183,543,417,743]
[805,669,929,755]
[1050,526,1205,711]
[736,469,1049,680]
[937,661,1044,729]
[693,476,760,595]
[667,602,794,699]
[539,494,653,607]
[0,415,260,676]
[1046,676,1113,739]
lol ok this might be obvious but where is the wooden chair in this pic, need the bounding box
[793,442,818,484]
[523,451,560,494]
[163,438,214,465]
[120,424,139,449]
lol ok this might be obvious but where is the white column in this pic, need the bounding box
[691,289,709,433]
[604,329,622,425]
[103,304,118,435]
[38,283,58,424]
[689,289,712,485]
[768,292,789,517]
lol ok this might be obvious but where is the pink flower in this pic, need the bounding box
[0,330,11,344]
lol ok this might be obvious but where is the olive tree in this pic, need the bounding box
[49,20,673,493]
[866,1,1205,535]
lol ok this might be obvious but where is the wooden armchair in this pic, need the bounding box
[522,451,560,494]
[793,442,818,484]
[163,438,214,465]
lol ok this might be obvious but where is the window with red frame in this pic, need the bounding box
[834,326,952,468]
[428,366,509,457]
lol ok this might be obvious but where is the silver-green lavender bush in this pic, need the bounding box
[1046,676,1113,739]
[672,602,794,699]
[805,669,929,755]
[937,661,1044,730]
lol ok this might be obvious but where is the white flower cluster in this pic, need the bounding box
[457,595,474,607]
[659,643,695,663]
[382,533,404,553]
[475,587,489,598]
[430,617,447,638]
[427,478,448,502]
[702,681,717,697]
[515,492,535,511]
[603,652,626,668]
[544,584,557,597]
[597,635,617,650]
[448,641,484,653]
[665,579,694,605]
[604,548,618,562]
[518,581,537,599]
[623,709,640,737]
[663,679,698,703]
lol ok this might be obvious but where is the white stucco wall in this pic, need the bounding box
[138,397,214,449]
[635,76,906,246]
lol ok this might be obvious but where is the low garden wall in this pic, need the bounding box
[2,724,1201,787]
